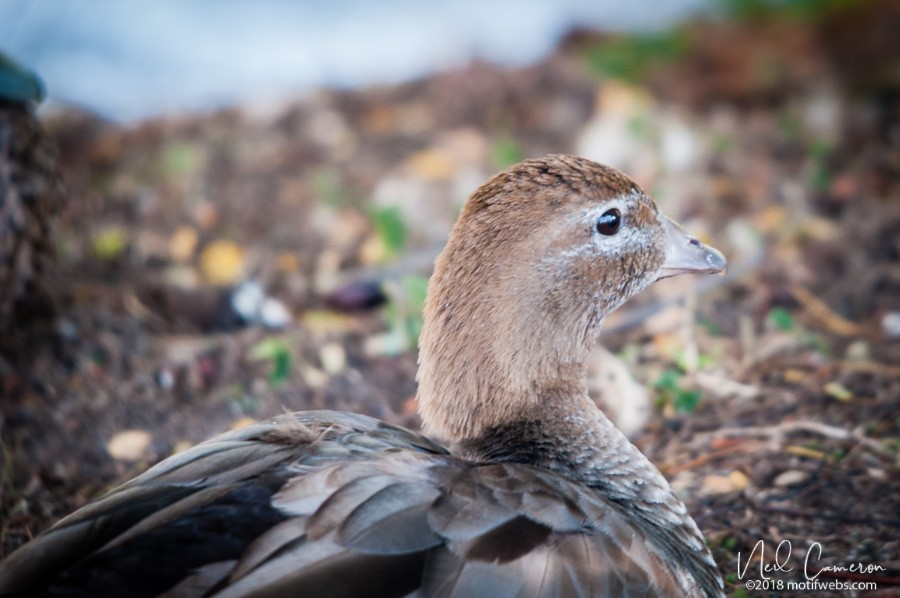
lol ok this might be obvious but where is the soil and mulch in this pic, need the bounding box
[1,2,898,596]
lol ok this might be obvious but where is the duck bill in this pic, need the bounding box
[656,215,727,280]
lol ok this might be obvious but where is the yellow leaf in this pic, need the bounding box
[409,148,454,181]
[651,333,681,361]
[823,381,853,402]
[200,240,245,285]
[92,227,128,260]
[359,234,388,265]
[301,310,357,337]
[169,226,199,262]
[276,251,300,273]
[172,440,194,454]
[754,205,787,234]
[785,445,827,460]
[727,470,751,491]
[783,368,808,383]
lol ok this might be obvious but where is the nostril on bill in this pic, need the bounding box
[689,237,701,248]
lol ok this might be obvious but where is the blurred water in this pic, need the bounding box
[0,0,708,122]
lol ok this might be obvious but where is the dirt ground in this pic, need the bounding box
[1,3,899,596]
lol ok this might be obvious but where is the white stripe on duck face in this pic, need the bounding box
[548,190,655,265]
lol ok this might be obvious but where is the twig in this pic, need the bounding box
[661,441,769,475]
[836,360,900,378]
[790,285,867,337]
[751,505,900,528]
[694,420,889,456]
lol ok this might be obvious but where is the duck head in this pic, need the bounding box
[417,154,725,444]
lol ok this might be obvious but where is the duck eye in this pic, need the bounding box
[595,209,621,236]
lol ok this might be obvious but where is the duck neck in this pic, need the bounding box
[455,390,677,512]
[417,292,670,506]
[415,267,720,593]
[415,271,691,531]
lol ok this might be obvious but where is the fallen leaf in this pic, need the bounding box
[785,445,827,460]
[172,440,194,454]
[200,240,246,285]
[408,148,455,180]
[301,310,356,336]
[754,205,787,233]
[783,368,808,383]
[709,437,746,451]
[651,332,681,361]
[107,430,152,461]
[773,470,810,486]
[276,251,300,273]
[170,226,199,262]
[359,234,388,265]
[727,470,751,491]
[823,381,853,402]
[193,201,219,231]
[92,227,128,260]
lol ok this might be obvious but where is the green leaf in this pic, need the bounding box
[492,138,523,169]
[586,31,688,83]
[381,275,430,354]
[161,141,201,178]
[315,168,355,207]
[674,388,701,413]
[92,227,128,260]
[249,338,293,386]
[370,206,407,255]
[767,307,795,331]
[655,369,681,392]
[656,369,701,413]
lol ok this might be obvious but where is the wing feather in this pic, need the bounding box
[0,411,715,597]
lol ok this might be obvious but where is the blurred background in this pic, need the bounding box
[1,1,898,595]
[2,0,705,121]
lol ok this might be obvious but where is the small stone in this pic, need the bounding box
[882,312,900,338]
[773,470,810,487]
[702,475,736,495]
[259,298,291,329]
[701,471,750,495]
[231,281,265,322]
[107,430,152,462]
[319,342,346,375]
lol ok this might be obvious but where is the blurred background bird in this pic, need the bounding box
[0,52,64,343]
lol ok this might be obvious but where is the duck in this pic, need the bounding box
[0,154,727,597]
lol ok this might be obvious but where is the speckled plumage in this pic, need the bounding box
[0,155,725,597]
